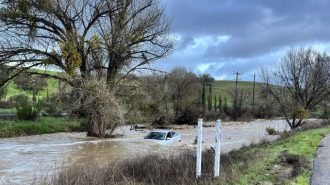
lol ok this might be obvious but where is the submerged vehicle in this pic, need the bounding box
[144,130,182,143]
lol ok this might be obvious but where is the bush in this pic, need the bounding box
[16,104,39,121]
[203,111,220,121]
[36,95,67,116]
[266,127,277,135]
[0,100,13,108]
[175,106,201,125]
[152,115,168,126]
[10,94,39,121]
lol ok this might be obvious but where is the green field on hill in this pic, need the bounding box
[5,78,59,100]
[3,69,62,100]
[210,80,261,102]
[0,70,62,113]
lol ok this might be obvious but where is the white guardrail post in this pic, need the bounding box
[196,118,203,178]
[214,119,221,177]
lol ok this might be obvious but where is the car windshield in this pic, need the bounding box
[144,132,166,140]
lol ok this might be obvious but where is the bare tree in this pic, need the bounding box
[0,0,173,86]
[0,0,173,137]
[14,72,47,101]
[320,97,329,119]
[168,67,202,124]
[262,48,330,129]
[0,65,10,100]
[0,84,8,101]
[124,73,171,125]
[14,73,46,91]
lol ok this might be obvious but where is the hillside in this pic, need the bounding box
[2,72,262,108]
[5,74,60,100]
[4,77,259,102]
[210,80,262,102]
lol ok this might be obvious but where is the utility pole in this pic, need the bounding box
[252,74,256,114]
[233,71,240,119]
[265,77,269,117]
[234,71,240,92]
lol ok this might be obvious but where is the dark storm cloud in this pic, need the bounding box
[208,22,330,58]
[166,0,265,36]
[161,0,330,79]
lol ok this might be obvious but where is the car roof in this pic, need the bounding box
[151,129,175,133]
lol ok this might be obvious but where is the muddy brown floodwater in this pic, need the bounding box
[0,119,290,185]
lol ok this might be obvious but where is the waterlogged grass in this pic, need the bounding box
[0,117,85,138]
[40,125,330,185]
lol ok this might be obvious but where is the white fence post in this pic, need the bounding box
[196,118,203,178]
[214,119,221,177]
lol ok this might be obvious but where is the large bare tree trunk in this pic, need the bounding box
[87,119,107,137]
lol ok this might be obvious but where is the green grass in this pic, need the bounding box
[2,69,62,100]
[232,127,330,185]
[0,107,15,113]
[0,117,85,138]
[208,80,259,103]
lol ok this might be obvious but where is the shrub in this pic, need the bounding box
[16,103,39,121]
[10,94,39,121]
[295,106,310,120]
[152,115,168,126]
[0,100,13,108]
[36,95,67,116]
[175,106,201,125]
[266,127,277,135]
[203,111,220,121]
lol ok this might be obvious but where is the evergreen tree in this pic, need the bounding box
[218,96,222,115]
[208,84,212,111]
[202,82,206,111]
[214,96,217,112]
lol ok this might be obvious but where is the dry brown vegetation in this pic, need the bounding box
[36,146,263,185]
[57,79,124,137]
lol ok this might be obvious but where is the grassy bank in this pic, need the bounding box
[0,117,85,138]
[39,124,330,185]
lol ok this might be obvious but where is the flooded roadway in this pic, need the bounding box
[0,119,289,185]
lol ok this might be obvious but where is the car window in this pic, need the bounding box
[144,132,166,140]
[167,132,172,138]
[170,131,177,137]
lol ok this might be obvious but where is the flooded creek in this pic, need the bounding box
[0,119,289,184]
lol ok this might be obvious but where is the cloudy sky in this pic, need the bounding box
[155,0,330,81]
